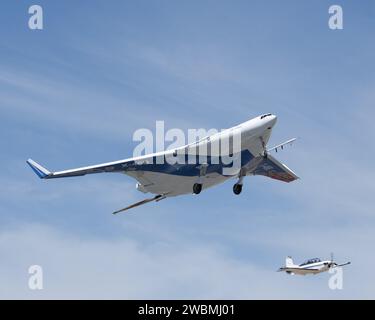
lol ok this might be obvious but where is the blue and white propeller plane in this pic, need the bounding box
[278,254,351,275]
[27,114,298,214]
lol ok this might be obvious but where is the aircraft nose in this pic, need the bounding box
[259,113,277,128]
[268,114,277,127]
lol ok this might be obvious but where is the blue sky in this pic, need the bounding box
[1,0,375,298]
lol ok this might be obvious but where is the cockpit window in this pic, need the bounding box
[299,258,321,266]
[260,113,272,119]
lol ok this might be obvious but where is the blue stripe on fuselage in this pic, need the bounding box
[123,149,254,177]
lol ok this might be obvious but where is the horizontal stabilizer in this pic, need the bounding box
[26,159,51,179]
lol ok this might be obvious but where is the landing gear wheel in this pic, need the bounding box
[193,183,202,194]
[233,183,242,195]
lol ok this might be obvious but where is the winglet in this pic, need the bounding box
[26,159,51,179]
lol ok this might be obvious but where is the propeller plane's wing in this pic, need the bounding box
[334,262,351,268]
[278,267,317,272]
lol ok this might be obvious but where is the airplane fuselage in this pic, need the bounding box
[282,261,331,275]
[27,113,298,213]
[125,114,278,197]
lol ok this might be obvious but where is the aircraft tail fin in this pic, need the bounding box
[286,256,295,267]
[26,159,51,179]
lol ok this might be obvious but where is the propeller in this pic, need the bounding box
[329,252,337,268]
[327,252,337,268]
[327,252,351,268]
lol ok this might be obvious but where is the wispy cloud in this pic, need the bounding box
[1,0,375,299]
[0,223,361,300]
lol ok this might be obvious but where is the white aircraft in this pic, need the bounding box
[27,114,298,214]
[278,254,351,275]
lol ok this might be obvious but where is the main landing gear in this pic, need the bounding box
[193,183,202,194]
[193,164,207,195]
[233,183,242,195]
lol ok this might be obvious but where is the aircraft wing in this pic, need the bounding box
[253,154,299,183]
[112,194,166,214]
[26,156,151,179]
[334,262,351,268]
[279,267,316,271]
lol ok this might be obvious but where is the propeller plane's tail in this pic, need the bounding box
[286,256,296,268]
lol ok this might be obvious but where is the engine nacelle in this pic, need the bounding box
[136,182,148,193]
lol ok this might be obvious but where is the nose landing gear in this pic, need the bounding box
[233,172,244,195]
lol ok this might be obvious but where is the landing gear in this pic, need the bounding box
[260,136,268,159]
[193,183,202,194]
[233,183,242,195]
[193,164,207,195]
[233,172,244,195]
